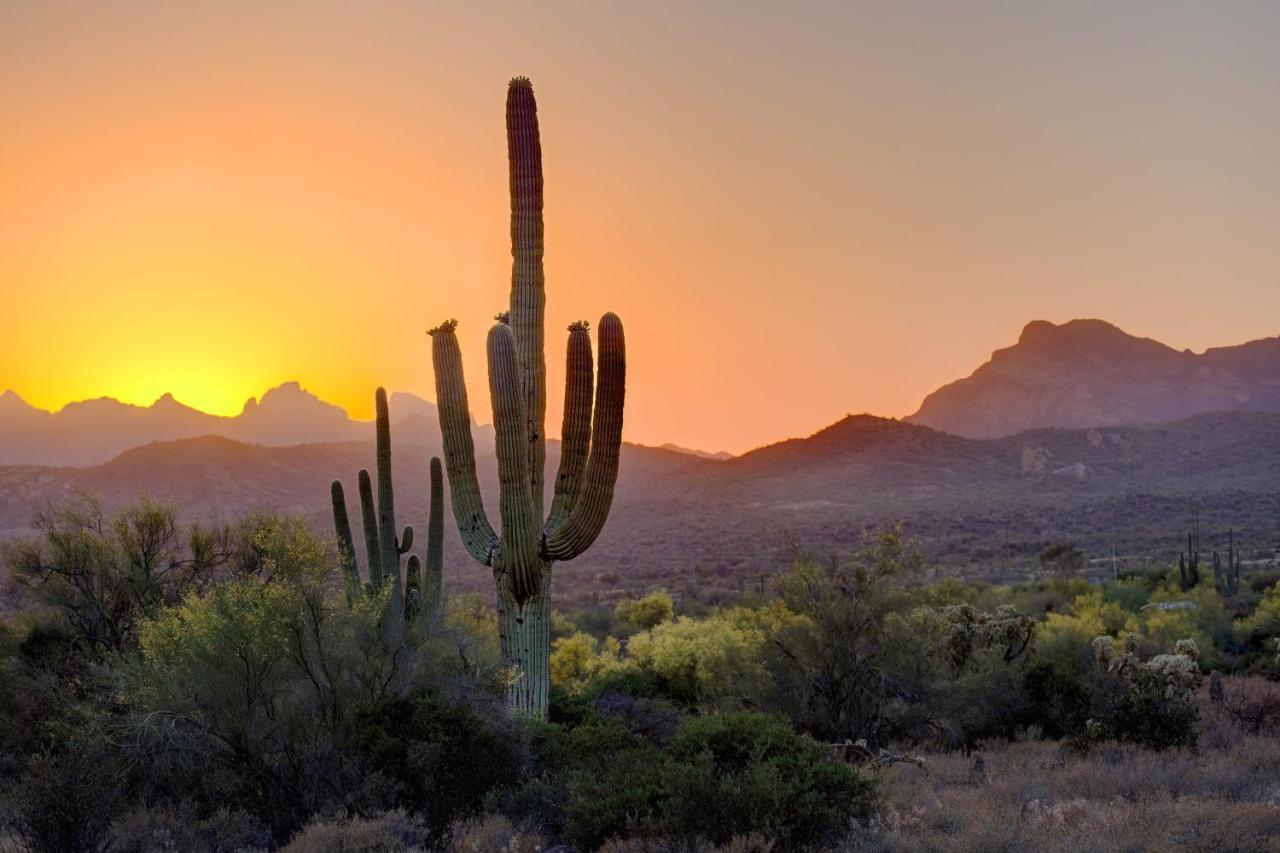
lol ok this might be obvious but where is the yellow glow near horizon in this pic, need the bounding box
[3,3,1280,452]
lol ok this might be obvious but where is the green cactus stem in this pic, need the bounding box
[404,554,422,625]
[429,77,627,717]
[358,469,382,589]
[330,480,362,605]
[419,456,445,629]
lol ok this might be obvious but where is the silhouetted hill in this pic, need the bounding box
[909,320,1280,438]
[0,383,441,466]
[3,412,1277,605]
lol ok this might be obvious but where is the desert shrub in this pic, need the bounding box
[1216,675,1280,735]
[1082,637,1201,750]
[614,589,676,632]
[1039,542,1085,576]
[124,524,422,841]
[593,691,689,746]
[351,692,520,845]
[280,810,429,852]
[1235,580,1280,649]
[1019,656,1097,739]
[1101,580,1150,612]
[107,804,268,853]
[2,497,233,656]
[558,720,672,849]
[2,724,126,853]
[766,529,923,745]
[624,613,769,707]
[447,815,546,852]
[662,712,873,850]
[550,630,602,687]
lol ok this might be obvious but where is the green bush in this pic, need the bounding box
[352,692,521,844]
[662,712,874,850]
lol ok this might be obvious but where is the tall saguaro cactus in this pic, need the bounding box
[429,77,627,716]
[329,388,446,647]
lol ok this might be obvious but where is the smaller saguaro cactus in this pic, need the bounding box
[1209,669,1224,704]
[1178,509,1202,591]
[329,387,445,647]
[1213,529,1243,597]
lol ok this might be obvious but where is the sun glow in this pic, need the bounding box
[4,3,1280,451]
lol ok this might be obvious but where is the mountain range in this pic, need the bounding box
[2,318,1278,604]
[0,383,444,466]
[909,319,1280,438]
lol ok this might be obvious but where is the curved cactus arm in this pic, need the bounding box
[420,456,445,627]
[507,76,547,521]
[374,388,404,647]
[330,480,362,604]
[544,313,626,562]
[546,322,594,532]
[489,323,542,602]
[357,469,382,589]
[398,526,414,555]
[430,320,500,565]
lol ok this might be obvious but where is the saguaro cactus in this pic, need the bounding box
[429,77,626,716]
[329,388,445,647]
[1213,528,1242,597]
[1178,508,1201,591]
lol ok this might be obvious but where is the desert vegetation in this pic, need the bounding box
[3,493,1280,850]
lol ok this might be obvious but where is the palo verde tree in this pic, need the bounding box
[429,77,626,716]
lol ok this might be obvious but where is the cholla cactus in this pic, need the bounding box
[429,77,627,716]
[329,388,445,648]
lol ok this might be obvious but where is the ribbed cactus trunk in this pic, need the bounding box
[429,77,626,717]
[375,388,405,649]
[420,457,445,625]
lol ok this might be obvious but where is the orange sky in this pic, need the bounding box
[3,2,1279,453]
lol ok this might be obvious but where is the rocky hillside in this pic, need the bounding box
[909,319,1280,438]
[3,412,1277,606]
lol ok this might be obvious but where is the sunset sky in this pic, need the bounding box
[3,2,1279,453]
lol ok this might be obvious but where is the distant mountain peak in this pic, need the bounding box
[0,389,35,410]
[657,442,734,461]
[910,319,1280,438]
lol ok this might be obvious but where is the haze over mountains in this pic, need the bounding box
[3,318,1278,598]
[910,319,1280,438]
[0,383,443,466]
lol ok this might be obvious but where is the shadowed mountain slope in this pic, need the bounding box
[909,320,1280,438]
[3,411,1277,606]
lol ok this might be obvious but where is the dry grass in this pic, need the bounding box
[848,682,1280,852]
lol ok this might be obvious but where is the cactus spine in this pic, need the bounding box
[328,387,445,648]
[429,77,627,717]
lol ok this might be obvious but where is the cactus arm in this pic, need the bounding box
[507,76,547,521]
[357,469,382,589]
[374,388,404,648]
[544,313,626,561]
[430,320,500,564]
[546,322,594,531]
[421,456,445,625]
[398,526,414,555]
[404,554,422,625]
[489,323,542,602]
[330,480,362,604]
